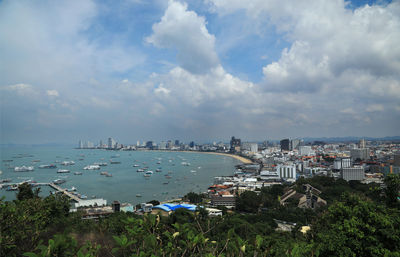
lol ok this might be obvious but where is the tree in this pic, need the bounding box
[184,192,203,204]
[384,173,400,208]
[236,191,261,213]
[17,183,34,201]
[311,193,400,256]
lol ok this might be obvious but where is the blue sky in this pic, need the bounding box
[0,0,399,144]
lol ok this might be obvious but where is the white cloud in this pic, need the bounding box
[46,90,59,97]
[146,0,219,74]
[366,104,384,112]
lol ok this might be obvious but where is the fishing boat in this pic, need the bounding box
[83,165,100,170]
[14,166,34,172]
[53,179,66,185]
[61,161,75,166]
[39,164,57,169]
[57,169,70,173]
[94,162,108,166]
[67,186,77,192]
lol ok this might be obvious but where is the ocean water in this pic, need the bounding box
[0,146,240,204]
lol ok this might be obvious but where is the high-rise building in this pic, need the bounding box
[350,148,369,161]
[145,141,153,149]
[299,146,312,156]
[108,137,116,149]
[159,141,167,150]
[333,157,351,170]
[359,139,366,148]
[175,140,180,146]
[78,140,83,149]
[276,164,296,180]
[291,139,301,150]
[280,139,290,151]
[189,141,195,148]
[230,136,241,153]
[342,166,365,181]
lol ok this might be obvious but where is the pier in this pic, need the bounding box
[48,183,81,202]
[1,182,81,202]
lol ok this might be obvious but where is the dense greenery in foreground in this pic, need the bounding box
[1,175,399,256]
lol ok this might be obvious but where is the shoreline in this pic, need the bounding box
[134,149,253,164]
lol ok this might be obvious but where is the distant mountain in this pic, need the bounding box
[301,136,400,143]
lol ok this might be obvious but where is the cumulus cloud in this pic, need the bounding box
[146,0,219,74]
[46,90,59,97]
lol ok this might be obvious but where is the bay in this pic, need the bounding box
[0,146,240,204]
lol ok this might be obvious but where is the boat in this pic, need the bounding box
[83,165,100,170]
[32,160,41,163]
[39,164,57,169]
[53,179,66,185]
[6,185,18,191]
[157,161,161,164]
[2,160,13,162]
[67,186,77,192]
[136,194,142,197]
[181,162,190,166]
[156,168,162,172]
[0,178,12,183]
[133,164,140,167]
[100,171,108,175]
[74,172,83,175]
[14,166,34,172]
[190,170,197,173]
[80,195,88,199]
[165,175,172,179]
[105,173,112,177]
[111,154,120,158]
[61,161,75,166]
[163,182,169,185]
[110,160,121,164]
[137,168,144,172]
[57,169,70,173]
[94,162,108,166]
[146,171,153,174]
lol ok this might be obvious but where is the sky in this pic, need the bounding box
[0,0,399,144]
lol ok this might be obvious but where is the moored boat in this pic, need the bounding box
[57,169,70,173]
[14,166,34,172]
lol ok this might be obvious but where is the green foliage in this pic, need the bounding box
[384,173,400,207]
[1,175,399,256]
[184,192,204,204]
[311,193,400,256]
[236,191,261,213]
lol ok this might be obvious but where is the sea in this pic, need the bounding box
[0,146,240,205]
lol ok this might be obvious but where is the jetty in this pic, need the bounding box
[48,183,81,202]
[1,182,81,202]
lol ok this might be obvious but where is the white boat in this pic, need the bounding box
[83,165,100,170]
[57,169,70,173]
[39,164,57,169]
[133,164,140,167]
[61,161,75,166]
[190,170,197,173]
[94,162,108,166]
[146,171,153,174]
[14,166,34,172]
[136,194,142,197]
[67,186,77,192]
[74,172,83,175]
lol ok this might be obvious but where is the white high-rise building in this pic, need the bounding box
[276,164,297,180]
[333,158,352,170]
[78,140,83,149]
[299,146,312,156]
[108,137,116,149]
[342,166,365,181]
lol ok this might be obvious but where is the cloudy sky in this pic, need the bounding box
[1,0,399,144]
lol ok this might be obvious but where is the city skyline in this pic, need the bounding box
[1,0,400,144]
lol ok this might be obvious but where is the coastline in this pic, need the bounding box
[136,149,253,164]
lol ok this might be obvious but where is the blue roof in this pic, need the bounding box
[153,203,197,212]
